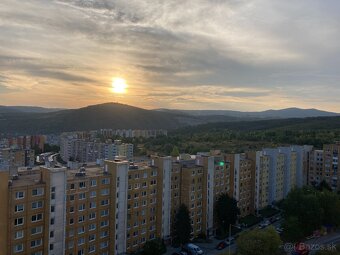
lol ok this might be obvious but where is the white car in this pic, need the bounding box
[183,243,204,255]
[259,220,271,229]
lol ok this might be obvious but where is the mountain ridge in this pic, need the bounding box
[0,103,338,135]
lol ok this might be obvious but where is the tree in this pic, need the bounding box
[173,204,191,245]
[141,238,166,255]
[237,226,282,255]
[316,180,332,192]
[282,216,305,242]
[171,146,180,157]
[215,193,240,234]
[282,187,323,240]
[318,191,340,227]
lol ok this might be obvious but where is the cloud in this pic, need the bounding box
[0,0,339,111]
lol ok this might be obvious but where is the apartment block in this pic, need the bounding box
[254,145,312,211]
[322,143,340,190]
[308,149,324,186]
[0,148,35,171]
[226,153,256,217]
[60,135,133,163]
[0,157,172,255]
[170,156,215,238]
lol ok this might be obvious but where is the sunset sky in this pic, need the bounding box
[1,0,340,111]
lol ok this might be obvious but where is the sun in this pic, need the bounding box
[112,77,127,94]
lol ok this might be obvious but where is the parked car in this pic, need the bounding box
[216,241,228,250]
[275,227,283,234]
[182,243,204,255]
[259,220,271,229]
[172,252,188,255]
[226,237,235,245]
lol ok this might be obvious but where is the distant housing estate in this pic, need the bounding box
[60,133,133,163]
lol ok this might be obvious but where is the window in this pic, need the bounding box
[78,226,85,234]
[31,226,43,235]
[32,201,43,209]
[70,183,75,189]
[32,188,44,196]
[101,189,109,196]
[78,237,85,245]
[89,201,96,209]
[100,230,108,238]
[90,191,96,198]
[90,179,97,187]
[89,245,96,253]
[79,182,86,189]
[31,252,43,255]
[78,215,85,223]
[89,223,96,231]
[89,234,96,242]
[101,209,109,217]
[100,220,109,227]
[100,241,109,249]
[78,204,86,211]
[79,193,86,200]
[101,199,109,206]
[14,243,23,253]
[15,204,24,212]
[31,214,43,222]
[31,239,42,248]
[50,205,55,212]
[68,241,74,249]
[68,229,74,237]
[50,218,55,225]
[101,178,110,185]
[50,231,54,238]
[89,212,96,220]
[14,217,24,226]
[15,230,24,239]
[69,195,75,201]
[15,191,24,199]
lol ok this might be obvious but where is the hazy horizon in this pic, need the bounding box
[1,0,340,112]
[1,102,339,114]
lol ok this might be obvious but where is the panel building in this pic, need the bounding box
[0,157,172,255]
[322,143,340,190]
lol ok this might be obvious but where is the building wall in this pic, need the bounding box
[323,144,340,191]
[0,170,9,255]
[308,150,324,186]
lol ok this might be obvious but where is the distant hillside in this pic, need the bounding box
[158,107,339,119]
[1,103,339,135]
[175,116,340,134]
[0,103,215,135]
[0,105,64,113]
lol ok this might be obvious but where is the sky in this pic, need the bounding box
[0,0,340,112]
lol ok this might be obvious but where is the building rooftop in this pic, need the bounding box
[67,166,105,180]
[9,169,43,188]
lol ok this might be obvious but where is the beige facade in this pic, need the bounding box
[308,150,324,186]
[323,144,340,190]
[227,153,256,217]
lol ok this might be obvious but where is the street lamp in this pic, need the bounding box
[228,223,241,255]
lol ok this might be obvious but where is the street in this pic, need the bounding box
[165,219,283,255]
